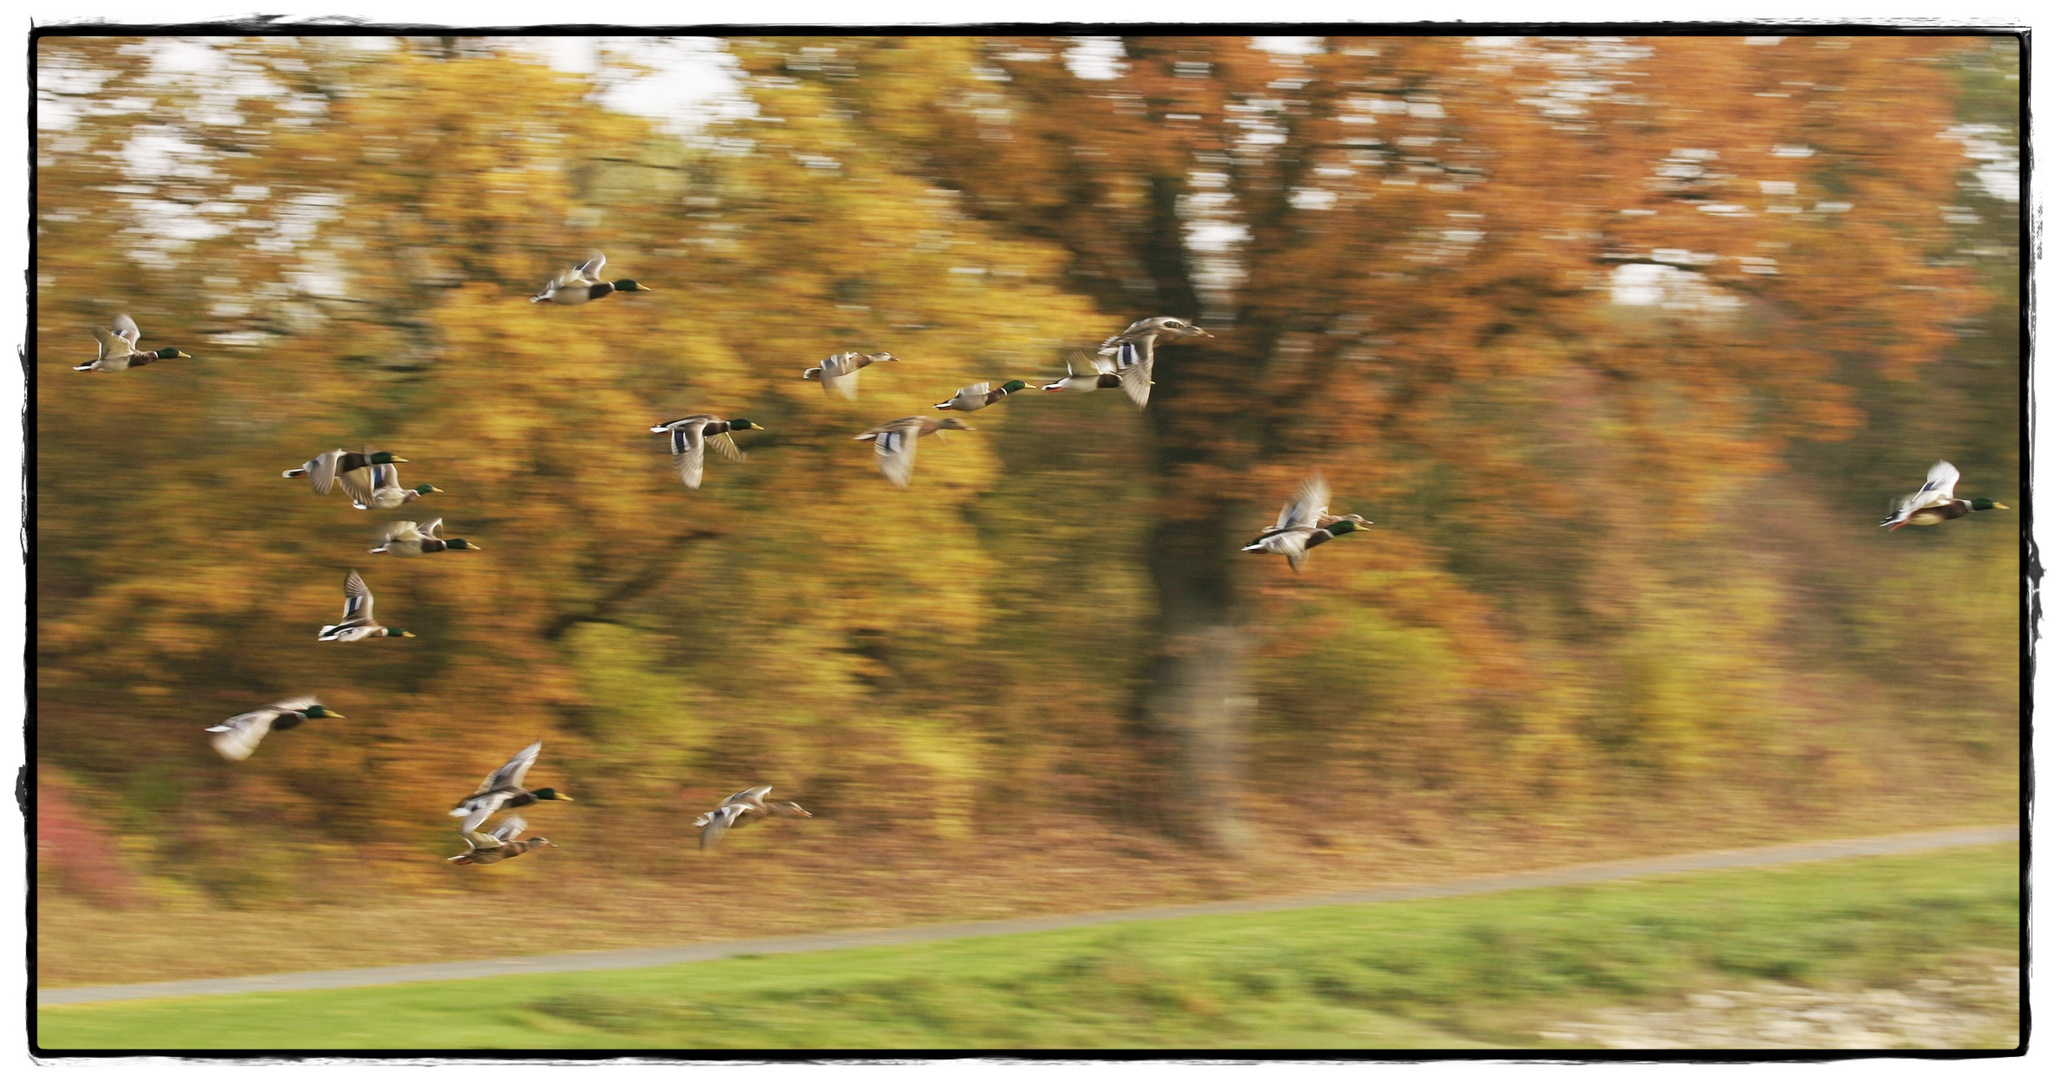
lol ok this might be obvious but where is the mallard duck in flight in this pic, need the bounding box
[854,415,971,489]
[370,518,480,556]
[648,414,766,490]
[935,380,1027,412]
[1880,461,2008,530]
[1097,317,1212,408]
[447,816,555,865]
[75,314,192,372]
[528,252,653,305]
[1242,473,1371,572]
[450,741,574,846]
[206,697,343,761]
[317,569,413,642]
[695,785,812,851]
[803,351,899,401]
[283,449,407,497]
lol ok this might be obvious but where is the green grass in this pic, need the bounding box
[38,843,2019,1051]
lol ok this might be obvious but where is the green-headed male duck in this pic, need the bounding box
[370,518,480,556]
[1242,472,1371,572]
[450,740,574,847]
[283,449,408,498]
[1880,460,2008,530]
[529,252,652,305]
[934,380,1027,412]
[317,569,414,642]
[648,414,766,490]
[75,314,192,372]
[206,697,344,761]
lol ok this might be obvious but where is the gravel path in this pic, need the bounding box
[38,823,2015,1008]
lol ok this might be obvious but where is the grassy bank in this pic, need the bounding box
[38,843,2019,1051]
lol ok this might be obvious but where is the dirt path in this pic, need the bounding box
[37,823,2016,1008]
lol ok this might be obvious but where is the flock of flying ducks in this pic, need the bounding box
[75,249,2009,865]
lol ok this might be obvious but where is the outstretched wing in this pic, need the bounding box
[379,520,425,544]
[670,422,707,490]
[489,815,529,843]
[1917,461,1961,506]
[706,430,746,465]
[1116,344,1153,408]
[699,804,745,850]
[476,740,543,795]
[338,461,388,509]
[1278,473,1331,533]
[870,419,920,489]
[297,450,344,495]
[574,253,606,283]
[341,569,372,624]
[207,708,279,761]
[110,314,143,347]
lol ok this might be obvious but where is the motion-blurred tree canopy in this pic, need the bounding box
[35,35,2017,902]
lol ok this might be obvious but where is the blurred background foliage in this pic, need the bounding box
[35,35,2017,918]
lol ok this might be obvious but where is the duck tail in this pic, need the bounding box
[282,468,307,479]
[72,361,97,372]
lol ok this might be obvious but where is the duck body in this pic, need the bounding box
[206,697,343,761]
[935,380,1027,412]
[1881,461,2008,530]
[854,415,971,488]
[1095,317,1213,407]
[448,816,555,865]
[648,415,765,490]
[694,785,811,851]
[528,253,652,304]
[370,518,479,556]
[318,569,413,642]
[1041,353,1125,394]
[450,741,574,843]
[75,314,192,372]
[803,351,899,401]
[1242,473,1370,572]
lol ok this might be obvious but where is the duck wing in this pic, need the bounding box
[863,418,922,489]
[819,353,860,400]
[207,706,283,761]
[699,803,747,849]
[110,314,143,348]
[670,421,708,490]
[574,253,606,284]
[1276,473,1330,532]
[705,428,746,465]
[476,740,543,796]
[1918,461,1961,505]
[289,450,343,494]
[335,569,372,624]
[337,461,386,509]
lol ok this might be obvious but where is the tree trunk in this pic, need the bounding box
[1125,169,1257,850]
[1136,505,1254,851]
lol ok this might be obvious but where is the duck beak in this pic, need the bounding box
[393,457,411,464]
[327,711,348,720]
[399,631,416,638]
[1995,502,2011,510]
